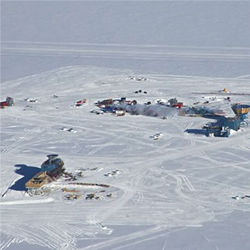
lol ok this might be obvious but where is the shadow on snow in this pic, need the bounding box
[185,115,228,136]
[185,129,208,136]
[10,164,40,191]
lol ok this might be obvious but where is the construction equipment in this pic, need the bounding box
[64,193,82,200]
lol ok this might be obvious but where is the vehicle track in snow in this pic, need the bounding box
[3,110,162,157]
[80,224,170,250]
[1,66,250,249]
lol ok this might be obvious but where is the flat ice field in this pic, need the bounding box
[1,66,250,250]
[1,1,250,250]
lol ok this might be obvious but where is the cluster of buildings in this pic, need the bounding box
[94,96,250,138]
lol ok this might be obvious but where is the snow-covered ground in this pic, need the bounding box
[1,66,250,250]
[2,1,250,81]
[1,1,250,250]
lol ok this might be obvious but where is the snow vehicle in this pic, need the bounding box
[90,109,104,115]
[25,154,65,195]
[64,193,82,201]
[115,109,126,116]
[150,132,163,140]
[75,99,87,107]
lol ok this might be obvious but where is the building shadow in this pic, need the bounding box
[185,129,207,136]
[185,115,227,136]
[10,164,41,191]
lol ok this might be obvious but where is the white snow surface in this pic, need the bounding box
[2,1,250,81]
[1,1,250,250]
[1,66,250,250]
